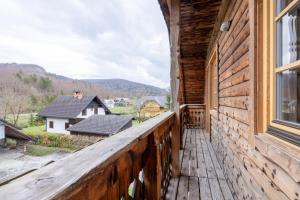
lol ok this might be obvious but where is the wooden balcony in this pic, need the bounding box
[0,104,215,200]
[166,129,234,200]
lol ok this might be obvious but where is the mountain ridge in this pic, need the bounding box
[0,63,167,97]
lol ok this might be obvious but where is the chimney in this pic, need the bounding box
[73,90,83,99]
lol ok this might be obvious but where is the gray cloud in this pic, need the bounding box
[0,0,170,87]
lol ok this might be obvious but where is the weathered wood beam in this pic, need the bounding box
[248,0,257,146]
[206,0,231,63]
[170,0,181,177]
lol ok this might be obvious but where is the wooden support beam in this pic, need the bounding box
[248,0,258,146]
[170,0,181,177]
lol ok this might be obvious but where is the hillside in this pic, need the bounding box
[0,63,168,117]
[84,79,167,97]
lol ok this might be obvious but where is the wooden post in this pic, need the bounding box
[170,0,181,177]
[248,0,258,146]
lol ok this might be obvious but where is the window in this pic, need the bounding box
[82,109,87,116]
[49,121,54,128]
[65,123,70,129]
[266,0,300,142]
[94,106,98,114]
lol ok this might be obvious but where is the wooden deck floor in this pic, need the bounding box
[166,129,234,200]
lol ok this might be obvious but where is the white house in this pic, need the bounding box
[38,92,111,134]
[104,99,115,108]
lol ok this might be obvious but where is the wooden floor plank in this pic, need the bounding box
[165,177,179,200]
[190,147,198,177]
[181,148,190,176]
[177,176,189,200]
[209,178,224,200]
[219,179,234,200]
[200,131,217,179]
[166,128,234,200]
[189,177,200,200]
[196,129,207,178]
[203,130,225,180]
[199,178,213,200]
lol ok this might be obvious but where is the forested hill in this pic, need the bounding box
[0,63,167,115]
[84,79,167,97]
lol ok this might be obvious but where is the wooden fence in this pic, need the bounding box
[180,104,206,129]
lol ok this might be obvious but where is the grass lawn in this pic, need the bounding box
[23,125,47,135]
[26,144,74,157]
[110,106,137,115]
[6,113,34,128]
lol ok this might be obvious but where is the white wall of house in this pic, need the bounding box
[46,118,70,134]
[76,107,105,119]
[0,124,5,140]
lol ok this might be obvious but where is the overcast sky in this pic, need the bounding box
[0,0,170,88]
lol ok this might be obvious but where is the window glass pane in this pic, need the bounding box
[276,68,300,124]
[276,2,300,67]
[276,0,293,15]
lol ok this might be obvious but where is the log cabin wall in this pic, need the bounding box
[159,0,300,199]
[207,0,300,199]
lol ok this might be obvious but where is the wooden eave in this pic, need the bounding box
[159,0,222,104]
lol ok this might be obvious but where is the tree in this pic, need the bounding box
[39,77,52,90]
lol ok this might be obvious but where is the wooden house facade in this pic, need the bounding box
[0,1,300,199]
[159,0,300,199]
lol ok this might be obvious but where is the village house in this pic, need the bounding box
[38,92,111,134]
[1,0,300,199]
[0,119,32,147]
[104,99,115,108]
[114,97,130,106]
[67,115,132,137]
[137,96,167,118]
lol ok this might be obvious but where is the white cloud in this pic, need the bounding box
[0,0,170,88]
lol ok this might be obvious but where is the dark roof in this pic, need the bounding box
[38,96,111,119]
[136,96,167,109]
[67,115,132,136]
[0,119,32,141]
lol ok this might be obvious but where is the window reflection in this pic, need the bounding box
[276,68,300,124]
[276,3,300,67]
[276,0,293,15]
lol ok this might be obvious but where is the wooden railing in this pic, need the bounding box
[180,104,206,129]
[0,105,205,200]
[180,104,206,147]
[0,111,177,200]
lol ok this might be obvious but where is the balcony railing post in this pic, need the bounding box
[144,131,161,199]
[171,114,180,177]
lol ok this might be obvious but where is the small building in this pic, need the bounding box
[114,98,130,106]
[67,115,132,137]
[0,119,32,146]
[104,99,115,108]
[136,96,167,118]
[38,92,111,134]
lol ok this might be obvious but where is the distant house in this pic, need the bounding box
[38,92,111,134]
[114,98,130,106]
[104,99,115,108]
[0,119,32,146]
[67,115,132,137]
[136,96,167,118]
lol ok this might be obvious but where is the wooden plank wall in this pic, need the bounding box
[208,0,300,199]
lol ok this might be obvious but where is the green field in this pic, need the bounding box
[23,125,47,135]
[110,105,137,115]
[26,144,74,156]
